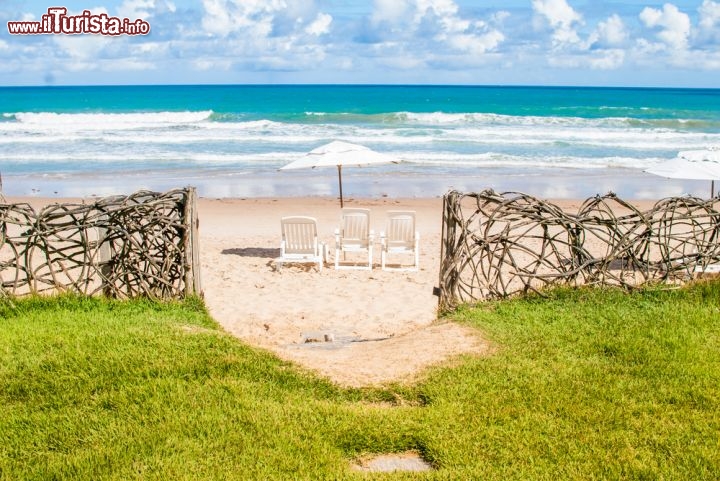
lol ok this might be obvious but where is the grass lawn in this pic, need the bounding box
[1,283,719,480]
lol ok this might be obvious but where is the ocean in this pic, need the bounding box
[1,84,719,199]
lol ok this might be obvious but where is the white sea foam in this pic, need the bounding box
[399,111,613,127]
[1,147,664,172]
[10,110,214,130]
[2,121,714,153]
[2,108,718,198]
[398,111,720,132]
[2,110,716,152]
[400,152,664,170]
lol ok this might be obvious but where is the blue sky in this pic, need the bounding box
[1,0,719,86]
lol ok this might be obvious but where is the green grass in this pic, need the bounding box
[1,284,719,479]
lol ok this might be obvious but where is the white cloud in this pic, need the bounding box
[589,49,625,69]
[375,50,426,70]
[103,58,157,71]
[591,14,628,47]
[193,58,234,71]
[201,0,294,38]
[532,0,583,47]
[52,32,111,61]
[201,0,267,37]
[634,38,667,56]
[116,0,176,21]
[198,0,331,41]
[699,0,720,28]
[444,29,505,56]
[372,0,411,25]
[370,0,505,57]
[135,42,167,55]
[117,0,154,20]
[530,4,629,71]
[532,0,581,29]
[547,49,625,70]
[639,3,691,50]
[414,0,460,20]
[193,0,334,71]
[305,12,331,36]
[545,44,626,71]
[694,0,720,47]
[688,49,720,69]
[492,11,510,24]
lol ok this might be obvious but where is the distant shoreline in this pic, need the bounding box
[2,166,714,202]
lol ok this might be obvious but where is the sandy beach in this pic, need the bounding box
[196,195,490,387]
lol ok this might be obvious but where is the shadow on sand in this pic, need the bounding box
[221,247,280,259]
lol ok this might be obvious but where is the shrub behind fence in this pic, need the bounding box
[0,188,201,299]
[438,190,720,310]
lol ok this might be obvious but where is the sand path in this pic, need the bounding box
[198,197,489,387]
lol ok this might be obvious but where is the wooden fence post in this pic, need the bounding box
[96,213,113,297]
[437,191,459,311]
[436,193,447,310]
[183,187,202,297]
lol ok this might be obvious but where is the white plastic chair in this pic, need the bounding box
[275,216,325,272]
[334,208,373,270]
[380,211,419,271]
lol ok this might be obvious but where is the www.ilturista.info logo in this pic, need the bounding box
[7,7,150,35]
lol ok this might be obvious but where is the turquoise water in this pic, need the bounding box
[1,85,719,198]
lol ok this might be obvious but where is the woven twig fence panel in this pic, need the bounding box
[438,190,720,310]
[0,188,200,299]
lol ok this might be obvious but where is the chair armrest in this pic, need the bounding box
[334,227,340,246]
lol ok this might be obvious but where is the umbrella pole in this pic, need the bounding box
[338,165,344,208]
[712,180,715,198]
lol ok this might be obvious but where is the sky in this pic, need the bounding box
[1,0,719,87]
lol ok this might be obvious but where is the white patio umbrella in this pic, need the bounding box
[645,149,720,197]
[280,140,400,207]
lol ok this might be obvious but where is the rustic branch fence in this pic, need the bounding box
[1,188,201,299]
[438,190,720,310]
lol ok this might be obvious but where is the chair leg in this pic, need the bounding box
[414,237,420,271]
[334,229,341,270]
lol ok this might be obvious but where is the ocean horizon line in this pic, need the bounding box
[2,83,719,92]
